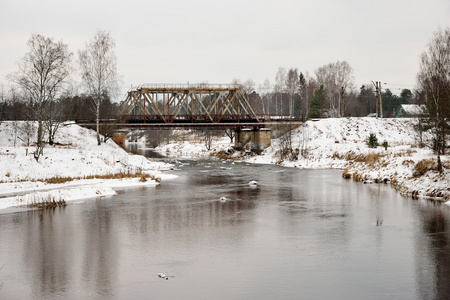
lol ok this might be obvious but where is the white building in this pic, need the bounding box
[395,104,427,118]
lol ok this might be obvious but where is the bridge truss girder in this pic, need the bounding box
[117,84,260,124]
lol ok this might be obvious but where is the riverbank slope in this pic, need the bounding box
[155,117,450,202]
[0,121,174,209]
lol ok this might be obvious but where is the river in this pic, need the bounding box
[1,154,450,299]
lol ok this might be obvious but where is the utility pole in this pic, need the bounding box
[378,82,383,118]
[340,86,345,117]
[371,81,383,118]
[0,83,4,123]
[373,81,379,117]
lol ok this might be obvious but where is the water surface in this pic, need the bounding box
[1,159,450,299]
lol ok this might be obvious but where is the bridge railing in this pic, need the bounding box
[135,83,242,90]
[125,114,260,122]
[73,114,300,123]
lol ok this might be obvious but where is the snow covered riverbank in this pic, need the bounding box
[248,118,449,201]
[2,117,448,210]
[155,118,450,202]
[0,121,175,210]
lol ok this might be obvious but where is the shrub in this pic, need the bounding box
[342,168,352,179]
[367,133,379,148]
[413,159,436,177]
[365,153,382,165]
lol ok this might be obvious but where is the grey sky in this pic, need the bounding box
[1,0,449,99]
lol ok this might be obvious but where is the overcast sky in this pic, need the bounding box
[1,0,449,99]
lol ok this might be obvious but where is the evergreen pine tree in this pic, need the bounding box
[308,85,325,118]
[367,133,379,148]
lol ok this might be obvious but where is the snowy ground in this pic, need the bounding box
[155,130,234,159]
[0,121,175,210]
[2,118,448,211]
[155,118,450,202]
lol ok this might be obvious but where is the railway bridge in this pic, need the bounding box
[116,83,261,125]
[79,83,301,151]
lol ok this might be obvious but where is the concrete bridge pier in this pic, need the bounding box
[113,130,126,148]
[234,128,271,153]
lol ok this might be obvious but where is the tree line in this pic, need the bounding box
[1,27,449,162]
[233,64,414,121]
[0,30,119,161]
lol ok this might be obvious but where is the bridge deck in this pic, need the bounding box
[75,119,302,129]
[134,83,241,91]
[117,83,261,125]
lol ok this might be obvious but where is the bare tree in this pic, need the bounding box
[7,34,72,161]
[44,98,64,145]
[231,78,242,87]
[274,67,286,115]
[299,72,317,120]
[417,27,450,172]
[204,129,213,150]
[315,64,333,115]
[0,84,6,124]
[286,68,299,118]
[242,79,255,95]
[79,30,119,145]
[258,79,272,117]
[298,124,310,156]
[335,61,354,117]
[298,72,306,120]
[315,61,354,117]
[224,128,235,143]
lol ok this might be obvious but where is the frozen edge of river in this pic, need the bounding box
[0,174,178,210]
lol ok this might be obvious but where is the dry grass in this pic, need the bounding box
[343,165,391,183]
[352,172,364,182]
[393,149,417,157]
[215,152,234,160]
[413,159,436,177]
[45,176,75,184]
[342,168,352,179]
[379,159,390,168]
[333,152,385,165]
[29,199,67,209]
[402,159,414,167]
[17,194,67,209]
[443,160,450,169]
[41,170,161,185]
[364,153,383,165]
[331,152,343,160]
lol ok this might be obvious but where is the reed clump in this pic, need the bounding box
[30,198,67,208]
[17,194,67,208]
[139,174,147,182]
[333,152,384,165]
[43,170,160,184]
[413,159,437,177]
[342,168,352,179]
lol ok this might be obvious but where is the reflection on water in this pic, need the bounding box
[1,159,450,299]
[125,143,166,158]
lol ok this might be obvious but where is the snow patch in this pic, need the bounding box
[0,122,176,210]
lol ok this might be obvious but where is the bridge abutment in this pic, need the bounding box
[235,128,271,153]
[113,130,126,148]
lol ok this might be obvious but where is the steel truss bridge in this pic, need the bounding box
[116,83,262,127]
